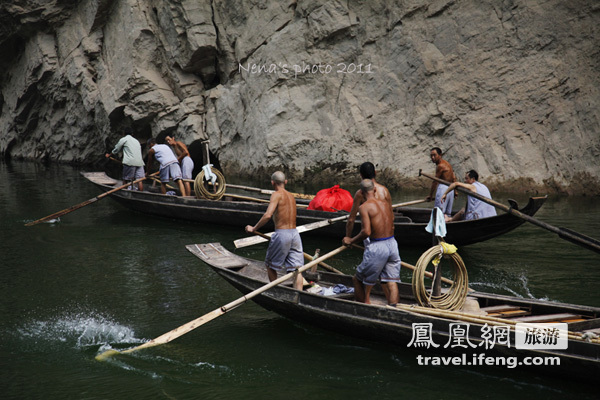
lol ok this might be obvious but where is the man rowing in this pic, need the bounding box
[343,179,400,305]
[426,147,456,218]
[441,169,497,222]
[245,171,304,290]
[105,127,145,191]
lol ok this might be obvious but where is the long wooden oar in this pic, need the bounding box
[233,198,429,249]
[226,183,315,200]
[235,215,349,248]
[419,170,600,254]
[95,245,348,361]
[25,172,159,226]
[183,181,316,201]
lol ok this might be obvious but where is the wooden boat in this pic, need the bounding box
[186,242,600,381]
[82,172,546,247]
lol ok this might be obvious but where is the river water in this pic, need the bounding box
[1,161,599,399]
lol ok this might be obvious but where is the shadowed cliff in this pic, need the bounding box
[1,0,599,194]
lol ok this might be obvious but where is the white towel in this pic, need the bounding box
[425,207,447,237]
[202,163,217,185]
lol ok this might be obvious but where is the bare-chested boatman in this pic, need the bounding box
[346,162,393,238]
[343,179,400,305]
[426,147,457,218]
[165,135,194,196]
[245,171,304,290]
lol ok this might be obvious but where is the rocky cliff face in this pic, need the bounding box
[1,0,599,194]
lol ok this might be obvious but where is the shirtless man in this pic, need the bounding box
[346,162,392,238]
[165,135,194,196]
[426,147,456,218]
[145,138,186,196]
[441,169,497,222]
[343,179,400,305]
[246,171,304,290]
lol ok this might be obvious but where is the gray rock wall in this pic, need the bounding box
[1,0,599,194]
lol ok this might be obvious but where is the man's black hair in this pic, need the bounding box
[431,147,443,156]
[467,169,479,181]
[359,162,376,179]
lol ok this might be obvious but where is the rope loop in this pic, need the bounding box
[194,168,226,200]
[412,244,469,311]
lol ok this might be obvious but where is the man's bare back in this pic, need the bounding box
[271,189,297,229]
[360,197,395,239]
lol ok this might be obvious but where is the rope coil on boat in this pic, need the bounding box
[194,168,226,200]
[412,243,469,311]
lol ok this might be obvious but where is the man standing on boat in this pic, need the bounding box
[165,135,194,197]
[145,138,186,196]
[441,169,497,222]
[343,179,400,305]
[245,171,304,290]
[105,128,145,191]
[346,162,393,238]
[426,147,456,218]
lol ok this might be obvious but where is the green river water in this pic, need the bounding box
[1,161,598,399]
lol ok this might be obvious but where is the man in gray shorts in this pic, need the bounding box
[145,138,186,196]
[343,179,400,305]
[165,135,194,196]
[105,128,145,191]
[245,171,304,290]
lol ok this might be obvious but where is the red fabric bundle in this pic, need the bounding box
[307,185,353,212]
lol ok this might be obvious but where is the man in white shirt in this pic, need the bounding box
[146,138,186,196]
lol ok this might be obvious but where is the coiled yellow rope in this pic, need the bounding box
[412,243,469,311]
[194,168,226,200]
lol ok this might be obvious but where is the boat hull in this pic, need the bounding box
[187,243,600,381]
[83,172,546,247]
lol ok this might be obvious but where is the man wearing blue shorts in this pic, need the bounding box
[145,138,186,196]
[343,179,400,305]
[245,171,304,290]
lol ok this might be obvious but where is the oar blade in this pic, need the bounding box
[95,349,121,362]
[234,232,272,248]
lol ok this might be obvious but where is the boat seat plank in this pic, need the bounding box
[481,305,522,312]
[481,304,531,317]
[487,309,531,317]
[511,313,581,323]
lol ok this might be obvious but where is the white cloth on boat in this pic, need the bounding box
[425,207,447,237]
[202,163,217,186]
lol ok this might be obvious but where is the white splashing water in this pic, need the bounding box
[470,270,549,301]
[18,312,144,350]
